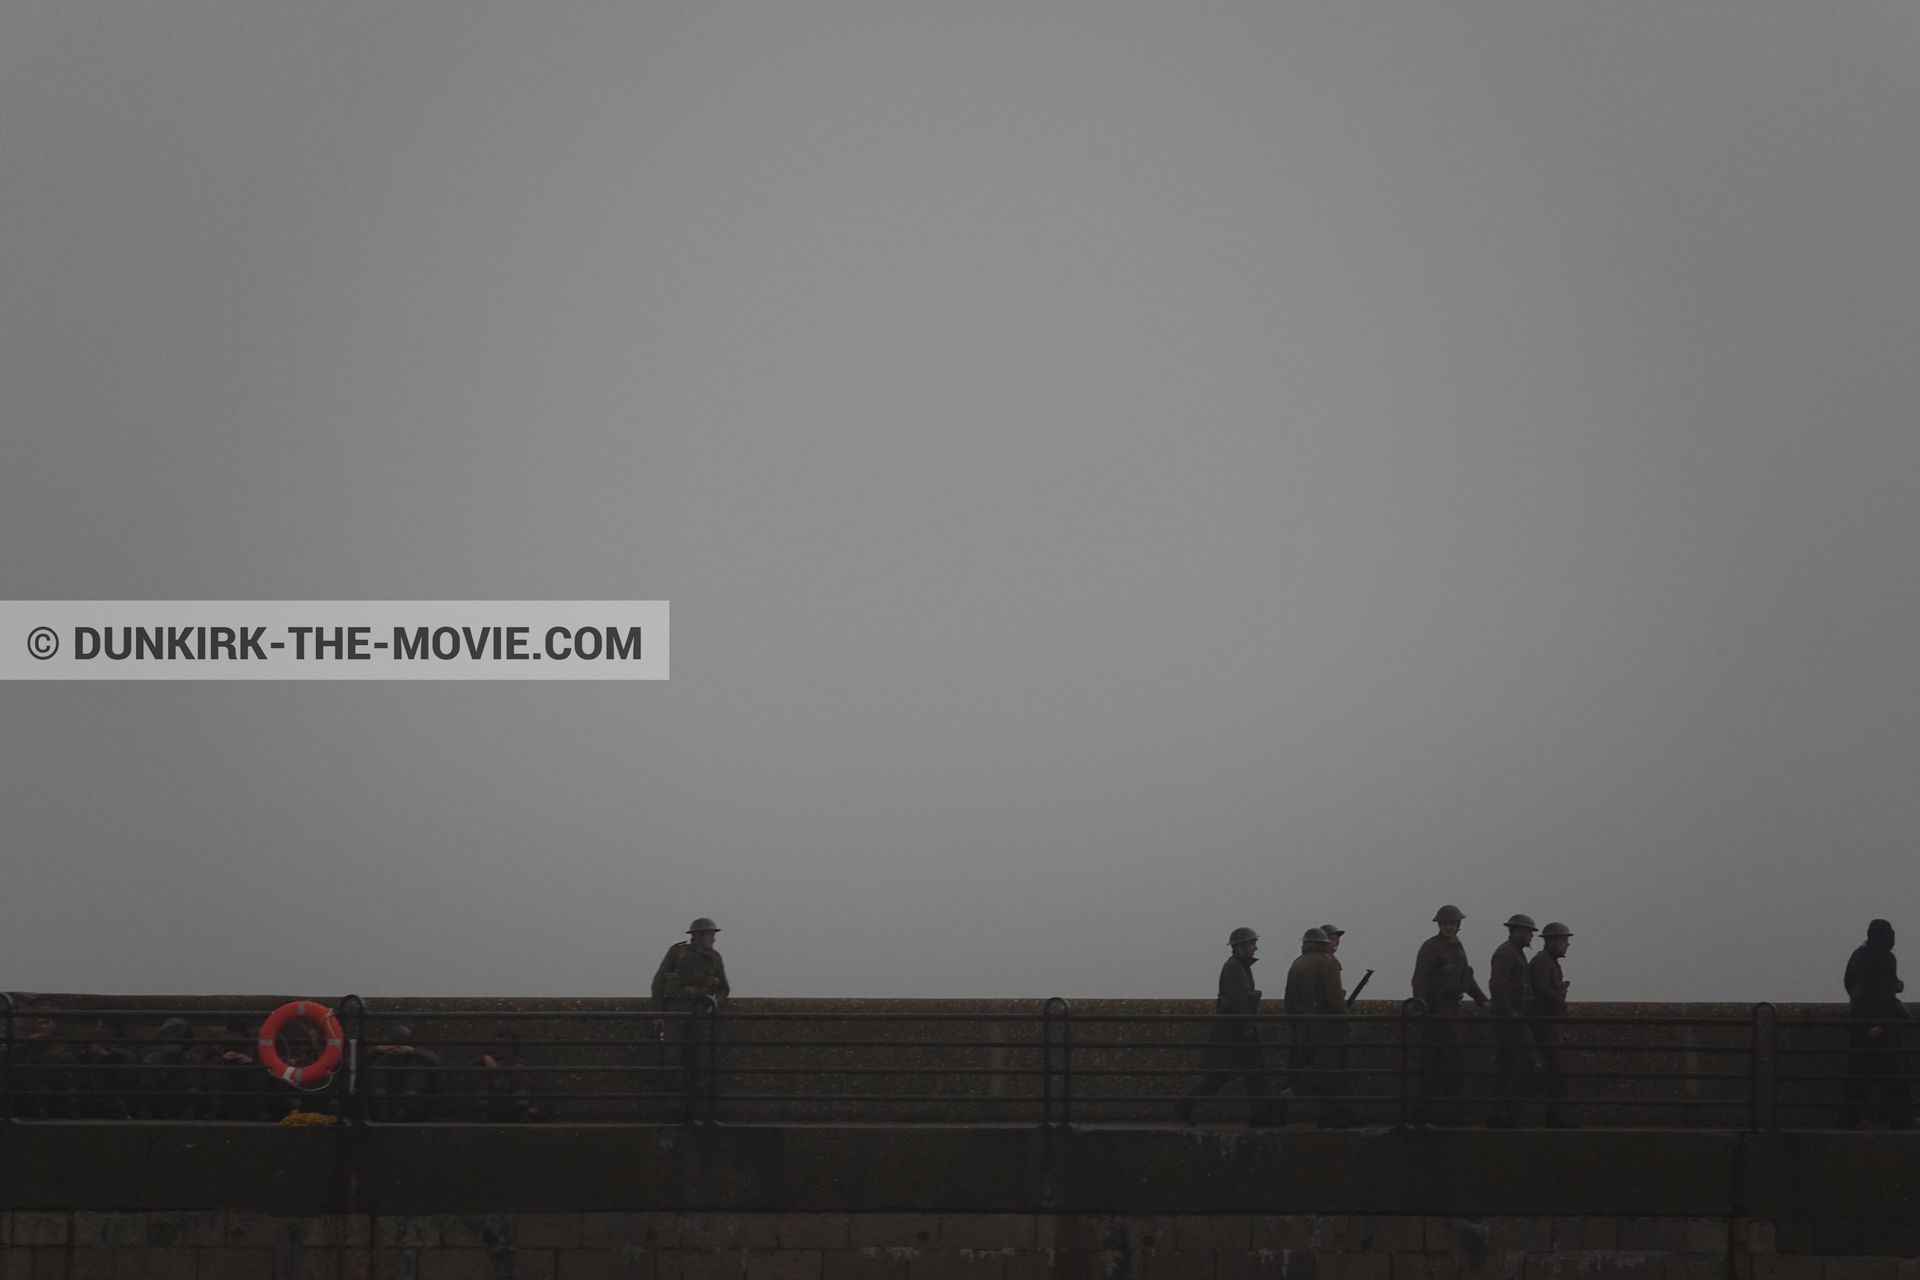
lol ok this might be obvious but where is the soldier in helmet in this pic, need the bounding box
[1286,927,1358,1128]
[1486,913,1538,1127]
[1839,919,1912,1129]
[651,917,731,1117]
[1529,922,1576,1128]
[1175,927,1283,1127]
[1410,905,1488,1125]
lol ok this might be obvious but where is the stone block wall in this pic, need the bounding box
[5,1213,1916,1280]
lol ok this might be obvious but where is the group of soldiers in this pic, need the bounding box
[1177,909,1913,1131]
[643,910,1582,1130]
[1178,907,1578,1129]
[6,911,1908,1130]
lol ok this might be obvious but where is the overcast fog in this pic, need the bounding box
[2,2,1917,1002]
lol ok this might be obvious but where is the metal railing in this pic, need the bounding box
[1,996,1908,1129]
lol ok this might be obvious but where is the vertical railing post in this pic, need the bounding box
[687,996,718,1125]
[1751,1002,1777,1132]
[2,992,14,1121]
[685,1000,702,1124]
[1044,997,1059,1120]
[706,997,721,1124]
[336,995,364,1124]
[1398,999,1426,1127]
[1062,1002,1073,1126]
[356,999,374,1124]
[1040,998,1070,1127]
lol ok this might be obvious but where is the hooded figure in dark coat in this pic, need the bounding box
[137,1018,194,1119]
[1840,919,1912,1129]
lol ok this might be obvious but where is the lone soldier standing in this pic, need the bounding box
[1486,913,1538,1127]
[652,917,731,1115]
[1411,905,1488,1124]
[1176,927,1282,1127]
[1839,918,1912,1129]
[1286,927,1358,1128]
[1529,922,1576,1128]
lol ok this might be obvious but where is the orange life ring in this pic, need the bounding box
[257,1001,344,1085]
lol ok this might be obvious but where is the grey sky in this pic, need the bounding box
[2,2,1916,1001]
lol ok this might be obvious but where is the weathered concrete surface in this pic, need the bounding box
[0,1208,1842,1280]
[5,1124,1918,1232]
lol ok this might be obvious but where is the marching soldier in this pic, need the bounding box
[1486,914,1538,1127]
[1286,927,1358,1128]
[1176,927,1283,1127]
[1529,922,1576,1127]
[651,917,731,1117]
[1839,918,1912,1129]
[1410,905,1488,1124]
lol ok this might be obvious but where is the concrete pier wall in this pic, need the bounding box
[4,1125,1919,1279]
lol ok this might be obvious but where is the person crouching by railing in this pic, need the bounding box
[13,1015,70,1118]
[76,1017,136,1119]
[135,1018,195,1119]
[1840,918,1913,1130]
[468,1026,542,1122]
[191,1020,265,1121]
[365,1025,444,1122]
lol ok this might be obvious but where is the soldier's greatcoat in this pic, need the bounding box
[1527,951,1568,1016]
[652,942,731,1008]
[1411,935,1488,1008]
[1487,939,1535,1108]
[1840,922,1912,1127]
[1285,950,1348,1040]
[1202,954,1264,1069]
[1286,946,1351,1109]
[1489,941,1532,1018]
[1527,948,1570,1102]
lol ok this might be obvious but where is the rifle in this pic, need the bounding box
[1346,969,1375,1010]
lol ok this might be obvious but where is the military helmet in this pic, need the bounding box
[687,917,721,933]
[1433,904,1465,924]
[1541,921,1572,937]
[1228,926,1259,946]
[1503,913,1538,931]
[1319,924,1345,938]
[1301,927,1329,946]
